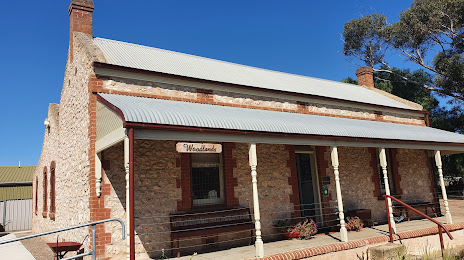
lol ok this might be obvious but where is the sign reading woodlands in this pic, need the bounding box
[176,142,222,153]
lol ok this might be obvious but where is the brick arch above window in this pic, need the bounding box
[49,161,56,219]
[42,166,48,217]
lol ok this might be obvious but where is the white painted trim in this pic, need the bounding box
[249,143,264,258]
[379,148,396,233]
[96,128,126,153]
[330,146,348,242]
[134,129,464,152]
[95,153,102,198]
[435,150,453,224]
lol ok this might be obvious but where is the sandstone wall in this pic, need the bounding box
[103,140,181,259]
[32,33,97,251]
[93,140,436,258]
[101,77,425,126]
[233,143,295,240]
[397,149,435,203]
[336,147,386,222]
[317,147,436,224]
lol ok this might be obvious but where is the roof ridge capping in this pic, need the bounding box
[364,86,423,111]
[355,67,423,111]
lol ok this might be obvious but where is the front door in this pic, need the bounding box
[295,150,322,224]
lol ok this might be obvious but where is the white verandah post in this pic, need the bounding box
[379,148,396,233]
[435,150,453,224]
[330,146,348,242]
[124,135,130,260]
[249,143,264,258]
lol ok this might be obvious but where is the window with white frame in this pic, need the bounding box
[191,153,224,206]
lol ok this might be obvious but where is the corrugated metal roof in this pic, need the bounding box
[0,166,34,201]
[99,93,464,144]
[0,166,35,183]
[93,38,416,110]
[0,186,32,201]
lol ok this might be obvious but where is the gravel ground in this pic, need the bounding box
[442,198,464,217]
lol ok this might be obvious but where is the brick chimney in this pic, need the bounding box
[355,67,374,88]
[68,0,94,61]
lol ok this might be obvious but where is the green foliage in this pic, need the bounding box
[343,14,390,67]
[374,66,439,111]
[345,216,364,232]
[341,77,358,84]
[287,219,318,239]
[342,0,464,103]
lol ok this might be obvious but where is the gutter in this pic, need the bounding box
[0,182,32,187]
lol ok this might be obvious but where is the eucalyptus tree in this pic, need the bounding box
[342,0,464,104]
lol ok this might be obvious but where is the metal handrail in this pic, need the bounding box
[0,218,125,260]
[383,195,453,257]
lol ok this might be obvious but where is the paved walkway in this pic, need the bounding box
[177,216,464,260]
[0,233,35,260]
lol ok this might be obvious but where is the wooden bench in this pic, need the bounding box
[170,207,254,257]
[393,201,437,221]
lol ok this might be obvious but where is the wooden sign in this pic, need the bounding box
[176,142,222,153]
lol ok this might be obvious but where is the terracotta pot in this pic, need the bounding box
[284,232,300,239]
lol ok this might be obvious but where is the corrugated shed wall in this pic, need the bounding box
[0,186,32,201]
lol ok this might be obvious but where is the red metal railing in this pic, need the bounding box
[383,195,453,257]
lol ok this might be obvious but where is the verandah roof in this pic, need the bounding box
[98,93,464,151]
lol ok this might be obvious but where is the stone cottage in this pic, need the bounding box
[33,0,464,259]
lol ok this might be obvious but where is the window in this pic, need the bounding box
[50,161,56,218]
[35,176,38,215]
[42,166,48,217]
[377,149,396,195]
[191,153,224,206]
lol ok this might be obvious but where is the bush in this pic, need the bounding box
[288,219,318,239]
[345,216,363,232]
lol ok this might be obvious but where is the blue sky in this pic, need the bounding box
[0,0,420,165]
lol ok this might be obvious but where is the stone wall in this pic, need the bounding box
[103,140,181,259]
[32,33,98,251]
[336,147,386,222]
[316,147,436,224]
[233,143,295,240]
[397,149,435,203]
[88,139,436,258]
[101,77,425,126]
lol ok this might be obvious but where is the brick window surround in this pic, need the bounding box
[49,161,56,219]
[177,142,238,211]
[42,166,48,217]
[370,148,402,199]
[35,176,38,215]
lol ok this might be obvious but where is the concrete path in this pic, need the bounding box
[0,233,35,260]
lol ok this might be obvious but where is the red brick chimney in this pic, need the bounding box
[68,0,94,61]
[355,67,374,88]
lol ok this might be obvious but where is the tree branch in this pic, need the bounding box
[373,68,464,101]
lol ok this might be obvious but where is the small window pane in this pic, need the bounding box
[191,153,224,206]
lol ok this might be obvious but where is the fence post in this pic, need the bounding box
[2,200,6,230]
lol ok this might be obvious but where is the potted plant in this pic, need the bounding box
[345,216,364,232]
[285,219,318,239]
